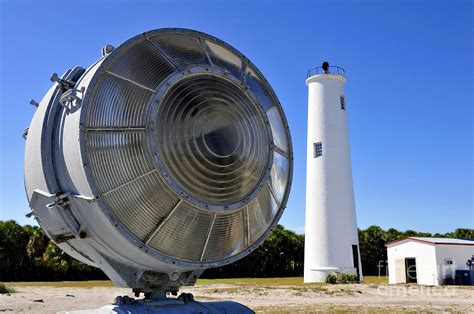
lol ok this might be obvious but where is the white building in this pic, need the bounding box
[386,237,474,285]
[304,64,362,283]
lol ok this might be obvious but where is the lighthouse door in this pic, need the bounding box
[352,244,360,280]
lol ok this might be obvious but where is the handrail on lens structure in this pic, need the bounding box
[307,65,345,78]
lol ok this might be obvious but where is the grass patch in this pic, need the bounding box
[197,277,305,286]
[254,304,459,313]
[197,276,387,286]
[0,283,15,294]
[363,276,388,284]
[253,304,398,313]
[5,280,113,288]
[6,276,387,288]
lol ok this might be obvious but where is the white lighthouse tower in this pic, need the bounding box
[304,62,362,283]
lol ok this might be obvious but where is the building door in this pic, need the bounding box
[405,258,417,283]
[352,244,360,281]
[395,259,406,283]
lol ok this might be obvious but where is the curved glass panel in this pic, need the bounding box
[148,201,213,261]
[204,40,242,79]
[150,33,209,69]
[103,171,178,241]
[247,185,278,243]
[202,211,246,261]
[266,106,289,152]
[270,151,289,205]
[107,40,174,90]
[86,73,153,128]
[86,131,153,194]
[246,68,274,111]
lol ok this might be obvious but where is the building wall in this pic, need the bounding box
[387,241,437,285]
[435,245,474,284]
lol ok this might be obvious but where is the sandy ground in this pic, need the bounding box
[0,283,473,313]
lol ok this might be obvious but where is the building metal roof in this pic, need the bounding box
[385,237,474,247]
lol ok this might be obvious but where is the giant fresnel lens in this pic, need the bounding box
[24,28,292,294]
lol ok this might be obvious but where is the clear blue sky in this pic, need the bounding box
[0,0,472,234]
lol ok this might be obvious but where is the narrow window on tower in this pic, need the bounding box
[340,95,346,110]
[314,142,323,158]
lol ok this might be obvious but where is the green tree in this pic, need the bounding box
[446,228,474,239]
[26,226,48,259]
[358,225,386,275]
[384,228,402,243]
[1,219,472,281]
[0,220,31,281]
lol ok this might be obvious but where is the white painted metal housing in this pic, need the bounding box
[24,28,293,295]
[304,68,362,283]
[386,237,474,285]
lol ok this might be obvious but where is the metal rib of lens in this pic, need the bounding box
[156,75,270,205]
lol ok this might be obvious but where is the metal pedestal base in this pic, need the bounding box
[60,296,254,314]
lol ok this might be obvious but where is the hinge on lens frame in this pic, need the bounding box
[50,66,86,112]
[58,86,85,112]
[46,193,71,210]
